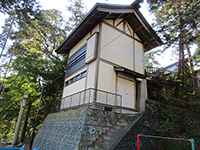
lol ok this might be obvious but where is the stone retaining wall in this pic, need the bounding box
[33,106,140,150]
[115,99,200,150]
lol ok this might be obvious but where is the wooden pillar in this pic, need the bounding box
[12,96,28,145]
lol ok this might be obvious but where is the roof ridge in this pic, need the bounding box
[56,1,162,54]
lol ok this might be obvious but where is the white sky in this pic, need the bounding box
[0,0,181,67]
[39,0,154,23]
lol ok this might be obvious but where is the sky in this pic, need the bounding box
[0,0,181,67]
[39,0,155,23]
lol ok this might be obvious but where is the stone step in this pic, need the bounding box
[113,113,144,150]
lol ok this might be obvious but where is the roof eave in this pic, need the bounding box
[133,8,163,51]
[55,3,100,54]
[56,3,162,54]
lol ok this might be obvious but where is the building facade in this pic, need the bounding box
[33,2,163,150]
[56,3,162,113]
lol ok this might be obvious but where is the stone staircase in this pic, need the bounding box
[110,113,143,150]
[114,113,145,150]
[79,107,143,150]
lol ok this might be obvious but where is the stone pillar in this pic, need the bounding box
[139,79,147,112]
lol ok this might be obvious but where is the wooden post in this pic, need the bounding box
[12,96,27,145]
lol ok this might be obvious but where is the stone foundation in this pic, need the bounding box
[33,106,141,150]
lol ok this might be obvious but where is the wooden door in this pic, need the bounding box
[117,77,136,109]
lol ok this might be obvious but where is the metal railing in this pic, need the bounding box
[60,88,122,110]
[145,66,160,74]
[145,66,172,74]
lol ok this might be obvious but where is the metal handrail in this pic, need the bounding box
[145,66,177,74]
[61,88,122,110]
[145,66,160,74]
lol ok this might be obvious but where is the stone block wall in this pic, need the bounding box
[79,108,140,150]
[33,107,87,150]
[33,106,140,150]
[115,99,200,150]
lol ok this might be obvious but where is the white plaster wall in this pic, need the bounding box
[61,77,86,109]
[100,23,134,71]
[68,34,89,58]
[104,19,113,25]
[134,41,144,74]
[97,61,118,105]
[68,25,99,57]
[104,19,134,41]
[98,61,116,93]
[65,67,87,81]
[62,77,86,98]
[86,61,97,89]
[97,60,137,110]
[86,33,97,63]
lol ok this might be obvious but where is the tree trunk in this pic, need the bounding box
[178,31,185,81]
[185,44,194,74]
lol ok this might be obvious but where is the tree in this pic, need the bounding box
[147,0,200,82]
[0,9,66,144]
[0,0,40,21]
[0,0,40,80]
[144,50,161,68]
[0,0,87,145]
[194,35,200,67]
[65,0,86,31]
[0,75,39,142]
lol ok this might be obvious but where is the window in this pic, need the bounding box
[65,45,86,76]
[65,70,87,87]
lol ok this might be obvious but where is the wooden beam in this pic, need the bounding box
[115,18,125,27]
[113,19,115,26]
[134,25,143,32]
[103,21,143,43]
[123,21,126,32]
[127,23,132,35]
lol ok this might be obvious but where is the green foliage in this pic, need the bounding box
[0,0,40,27]
[0,0,39,13]
[150,0,200,47]
[65,0,86,31]
[0,0,87,144]
[194,37,200,67]
[144,50,161,67]
[0,75,39,141]
[147,0,200,81]
[0,9,66,143]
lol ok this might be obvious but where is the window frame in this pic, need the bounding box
[65,45,87,77]
[65,70,87,87]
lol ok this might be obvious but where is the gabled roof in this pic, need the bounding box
[56,1,162,54]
